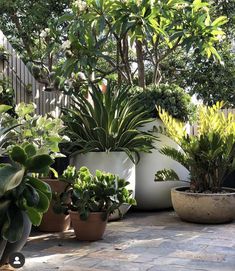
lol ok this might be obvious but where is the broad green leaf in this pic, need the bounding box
[26,207,42,226]
[2,205,24,243]
[0,166,25,196]
[10,146,27,164]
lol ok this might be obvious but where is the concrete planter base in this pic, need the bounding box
[172,187,235,224]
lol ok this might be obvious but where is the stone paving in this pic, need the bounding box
[21,211,235,271]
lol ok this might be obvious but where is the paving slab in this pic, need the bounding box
[21,211,235,271]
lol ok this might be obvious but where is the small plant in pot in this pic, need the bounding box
[4,102,70,232]
[62,81,156,219]
[55,166,136,241]
[0,144,53,266]
[130,83,196,210]
[155,101,235,224]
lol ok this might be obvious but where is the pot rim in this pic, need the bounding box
[172,186,235,196]
[70,150,129,158]
[69,211,107,215]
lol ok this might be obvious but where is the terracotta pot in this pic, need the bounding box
[70,212,108,241]
[39,179,71,232]
[172,186,235,224]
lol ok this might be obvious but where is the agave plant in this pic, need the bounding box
[62,82,156,163]
[155,102,235,192]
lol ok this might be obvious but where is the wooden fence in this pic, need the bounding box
[0,30,69,117]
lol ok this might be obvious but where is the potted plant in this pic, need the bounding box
[5,102,70,232]
[63,81,156,219]
[130,83,195,210]
[0,144,53,267]
[155,101,235,224]
[54,166,136,241]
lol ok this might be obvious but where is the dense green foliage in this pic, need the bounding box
[155,102,235,192]
[130,84,196,122]
[63,82,156,163]
[0,1,233,106]
[55,166,136,221]
[0,144,53,242]
[4,102,67,159]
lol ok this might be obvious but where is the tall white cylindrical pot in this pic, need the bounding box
[136,119,189,210]
[70,151,136,220]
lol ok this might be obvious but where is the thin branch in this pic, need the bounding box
[157,37,182,63]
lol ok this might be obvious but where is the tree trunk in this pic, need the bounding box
[153,62,162,86]
[136,39,145,89]
[117,41,122,86]
[122,36,132,85]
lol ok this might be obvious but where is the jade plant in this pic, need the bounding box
[155,102,235,193]
[0,144,53,242]
[54,166,136,220]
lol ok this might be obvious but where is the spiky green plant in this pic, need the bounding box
[62,82,157,163]
[155,102,235,192]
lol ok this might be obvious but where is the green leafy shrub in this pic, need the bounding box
[54,166,136,221]
[62,82,156,163]
[130,83,196,122]
[0,144,53,243]
[6,102,68,159]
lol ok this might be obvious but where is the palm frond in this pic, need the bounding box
[160,146,189,170]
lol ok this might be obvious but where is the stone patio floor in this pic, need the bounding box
[21,211,235,271]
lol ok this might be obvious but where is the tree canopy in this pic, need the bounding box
[0,0,233,105]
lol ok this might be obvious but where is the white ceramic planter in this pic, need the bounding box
[70,151,136,220]
[136,119,189,210]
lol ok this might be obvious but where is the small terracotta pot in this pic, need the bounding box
[39,179,71,232]
[70,212,108,241]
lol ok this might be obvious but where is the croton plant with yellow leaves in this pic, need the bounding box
[155,101,235,193]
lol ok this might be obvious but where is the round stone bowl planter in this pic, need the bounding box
[39,179,71,232]
[136,119,189,210]
[171,187,235,224]
[70,212,108,241]
[70,151,136,220]
[0,212,31,265]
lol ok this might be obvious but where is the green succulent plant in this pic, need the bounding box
[130,83,196,122]
[155,102,235,193]
[0,144,53,243]
[62,82,157,163]
[54,166,136,221]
